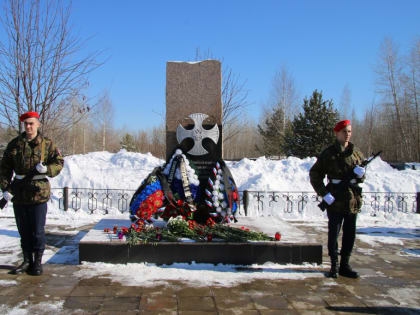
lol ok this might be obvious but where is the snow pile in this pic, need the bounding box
[47,151,419,193]
[227,156,420,193]
[51,150,162,189]
[75,262,323,287]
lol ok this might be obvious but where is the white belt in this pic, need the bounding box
[330,179,357,184]
[15,174,47,180]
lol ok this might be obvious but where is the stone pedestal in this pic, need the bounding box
[166,60,222,181]
[78,218,323,265]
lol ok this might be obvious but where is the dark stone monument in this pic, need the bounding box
[166,60,222,184]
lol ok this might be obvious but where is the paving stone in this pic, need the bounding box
[47,265,80,275]
[141,285,177,296]
[211,286,245,297]
[363,296,402,307]
[176,286,212,296]
[218,310,260,315]
[101,296,140,311]
[98,311,139,315]
[43,275,79,287]
[140,295,177,311]
[63,296,104,311]
[0,294,27,307]
[78,277,113,286]
[323,295,368,307]
[70,285,116,297]
[0,285,37,296]
[2,221,420,313]
[251,295,292,310]
[27,294,64,304]
[33,285,75,296]
[286,294,327,310]
[214,295,255,310]
[15,273,51,284]
[259,310,300,315]
[297,309,337,315]
[178,312,217,315]
[178,296,216,311]
[112,286,144,297]
[139,311,176,315]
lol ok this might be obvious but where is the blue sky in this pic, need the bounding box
[52,1,420,129]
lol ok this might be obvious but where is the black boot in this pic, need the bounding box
[327,258,338,278]
[32,250,44,276]
[10,251,33,275]
[339,255,359,278]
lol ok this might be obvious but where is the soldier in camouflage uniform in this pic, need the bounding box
[309,120,365,278]
[0,112,64,275]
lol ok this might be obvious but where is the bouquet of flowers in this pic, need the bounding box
[129,174,165,222]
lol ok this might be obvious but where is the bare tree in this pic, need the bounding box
[374,38,410,158]
[0,0,102,133]
[93,91,114,151]
[404,38,420,160]
[338,84,352,120]
[269,65,299,129]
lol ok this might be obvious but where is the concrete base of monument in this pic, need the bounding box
[78,216,322,265]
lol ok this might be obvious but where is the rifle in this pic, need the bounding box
[318,151,382,211]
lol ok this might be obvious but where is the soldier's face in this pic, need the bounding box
[23,117,40,138]
[336,125,352,144]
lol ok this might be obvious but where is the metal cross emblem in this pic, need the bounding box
[176,113,219,156]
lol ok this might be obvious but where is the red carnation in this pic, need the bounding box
[154,199,163,208]
[275,232,281,241]
[155,190,163,198]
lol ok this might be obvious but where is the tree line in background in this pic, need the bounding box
[0,1,419,162]
[258,37,420,162]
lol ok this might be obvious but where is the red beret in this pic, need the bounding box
[19,112,40,122]
[333,120,351,132]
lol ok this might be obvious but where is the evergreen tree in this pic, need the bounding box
[120,133,137,152]
[284,90,339,158]
[257,105,286,156]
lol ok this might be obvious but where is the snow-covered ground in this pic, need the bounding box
[0,150,419,289]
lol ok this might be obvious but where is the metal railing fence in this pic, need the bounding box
[50,188,420,217]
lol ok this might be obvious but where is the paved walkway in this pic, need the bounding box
[0,221,419,314]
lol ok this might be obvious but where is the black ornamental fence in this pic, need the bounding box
[50,188,420,217]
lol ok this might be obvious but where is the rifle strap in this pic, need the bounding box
[40,139,45,163]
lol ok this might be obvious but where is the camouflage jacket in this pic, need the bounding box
[309,141,365,214]
[0,132,64,205]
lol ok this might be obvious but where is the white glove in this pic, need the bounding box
[323,193,335,205]
[3,191,13,201]
[36,162,48,174]
[353,165,365,178]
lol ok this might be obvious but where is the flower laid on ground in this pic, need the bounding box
[110,216,276,246]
